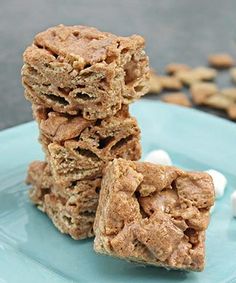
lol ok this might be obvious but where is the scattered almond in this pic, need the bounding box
[165,63,191,75]
[221,88,236,101]
[175,67,216,86]
[149,71,163,93]
[208,53,235,69]
[190,82,218,104]
[161,92,191,107]
[193,67,217,81]
[204,94,231,110]
[149,59,236,121]
[227,103,236,119]
[230,68,236,84]
[175,70,199,86]
[159,76,182,90]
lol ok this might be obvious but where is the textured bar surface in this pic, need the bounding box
[27,161,101,240]
[22,25,149,120]
[94,159,215,271]
[33,105,141,183]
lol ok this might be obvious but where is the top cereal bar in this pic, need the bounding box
[22,25,149,120]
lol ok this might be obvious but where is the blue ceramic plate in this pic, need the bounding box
[0,100,236,283]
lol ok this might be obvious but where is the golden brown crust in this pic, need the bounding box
[94,159,215,271]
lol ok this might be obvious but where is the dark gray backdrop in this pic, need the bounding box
[1,0,236,129]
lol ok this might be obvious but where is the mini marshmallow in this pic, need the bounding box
[145,149,172,166]
[206,169,227,199]
[231,191,236,218]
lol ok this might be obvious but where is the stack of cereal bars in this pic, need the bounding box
[22,25,149,239]
[22,25,215,272]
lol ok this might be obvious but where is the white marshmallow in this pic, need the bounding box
[206,169,227,199]
[145,150,172,166]
[231,191,236,218]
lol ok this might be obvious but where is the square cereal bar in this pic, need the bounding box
[22,25,149,120]
[33,105,141,183]
[27,161,101,239]
[94,159,215,271]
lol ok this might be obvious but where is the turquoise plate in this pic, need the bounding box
[0,100,236,283]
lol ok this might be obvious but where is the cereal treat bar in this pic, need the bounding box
[33,105,141,184]
[22,25,149,120]
[94,159,215,271]
[27,161,101,239]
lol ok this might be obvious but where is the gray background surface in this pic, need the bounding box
[1,0,236,130]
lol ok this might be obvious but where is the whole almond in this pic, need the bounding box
[159,76,182,90]
[162,92,191,107]
[208,53,235,69]
[190,82,218,104]
[176,70,200,86]
[221,88,236,101]
[175,67,216,86]
[204,94,231,110]
[194,67,217,81]
[165,63,191,75]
